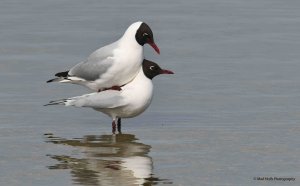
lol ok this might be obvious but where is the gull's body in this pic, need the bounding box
[47,22,160,91]
[64,66,153,119]
[46,60,173,133]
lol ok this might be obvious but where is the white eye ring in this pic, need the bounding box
[143,33,149,37]
[150,66,155,70]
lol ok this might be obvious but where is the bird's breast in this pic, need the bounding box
[119,77,153,118]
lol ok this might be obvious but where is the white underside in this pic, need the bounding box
[64,68,153,121]
[95,69,153,119]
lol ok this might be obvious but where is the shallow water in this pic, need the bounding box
[44,133,172,185]
[1,0,300,185]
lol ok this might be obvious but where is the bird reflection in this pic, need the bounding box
[45,133,171,186]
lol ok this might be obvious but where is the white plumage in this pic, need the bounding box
[47,22,160,91]
[46,60,173,133]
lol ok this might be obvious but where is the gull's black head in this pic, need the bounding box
[135,23,160,54]
[142,59,174,79]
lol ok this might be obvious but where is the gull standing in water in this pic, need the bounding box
[45,60,173,134]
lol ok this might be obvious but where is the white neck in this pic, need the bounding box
[128,67,150,85]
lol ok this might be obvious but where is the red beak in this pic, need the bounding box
[160,69,174,74]
[148,40,160,54]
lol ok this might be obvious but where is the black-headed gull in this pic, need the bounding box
[47,22,160,92]
[46,60,173,134]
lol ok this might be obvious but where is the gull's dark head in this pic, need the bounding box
[142,59,174,79]
[135,22,160,54]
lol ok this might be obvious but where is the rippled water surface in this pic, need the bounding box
[1,0,300,185]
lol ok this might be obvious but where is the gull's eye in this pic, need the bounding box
[143,33,149,37]
[150,66,155,70]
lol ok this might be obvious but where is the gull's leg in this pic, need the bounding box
[112,120,116,134]
[110,86,122,91]
[117,118,122,134]
[101,86,122,92]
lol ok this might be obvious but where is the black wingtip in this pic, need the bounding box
[44,102,54,106]
[55,71,69,77]
[44,99,68,106]
[44,102,60,106]
[47,71,69,83]
[47,79,54,83]
[44,103,57,106]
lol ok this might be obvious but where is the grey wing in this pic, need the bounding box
[68,41,118,81]
[69,58,113,81]
[72,91,126,109]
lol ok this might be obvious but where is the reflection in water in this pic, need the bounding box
[45,133,171,186]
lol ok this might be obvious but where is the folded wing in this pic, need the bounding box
[68,42,118,81]
[46,90,126,109]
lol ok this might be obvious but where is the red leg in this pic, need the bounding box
[117,118,121,134]
[112,120,116,134]
[99,86,122,92]
[110,86,122,91]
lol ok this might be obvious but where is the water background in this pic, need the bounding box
[1,0,300,185]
